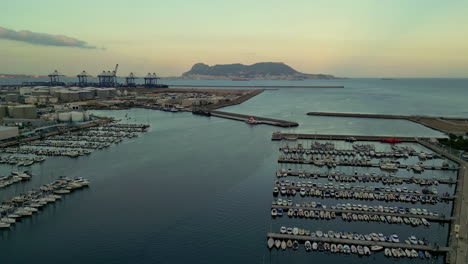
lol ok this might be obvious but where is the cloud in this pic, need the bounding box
[0,26,99,49]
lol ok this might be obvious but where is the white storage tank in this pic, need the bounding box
[71,111,84,122]
[58,112,72,122]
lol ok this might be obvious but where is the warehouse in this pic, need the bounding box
[0,126,19,141]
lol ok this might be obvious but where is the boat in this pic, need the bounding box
[280,226,286,234]
[304,241,312,251]
[245,117,258,125]
[281,240,287,250]
[292,240,299,250]
[371,245,384,251]
[384,248,392,257]
[287,240,293,248]
[391,233,400,243]
[275,240,281,249]
[381,137,402,144]
[267,238,274,249]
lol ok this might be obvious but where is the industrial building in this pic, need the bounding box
[8,105,38,119]
[0,126,19,141]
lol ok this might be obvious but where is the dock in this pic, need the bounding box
[266,232,450,254]
[271,132,441,141]
[169,85,345,88]
[280,170,457,185]
[275,184,455,201]
[415,139,468,264]
[271,204,452,223]
[306,112,468,135]
[193,109,299,127]
[277,157,458,171]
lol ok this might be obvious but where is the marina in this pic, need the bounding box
[0,176,90,228]
[267,133,462,262]
[267,231,449,254]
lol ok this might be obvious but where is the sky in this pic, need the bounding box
[1,0,468,78]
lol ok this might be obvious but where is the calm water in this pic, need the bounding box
[0,78,467,263]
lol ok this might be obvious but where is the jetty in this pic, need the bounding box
[169,85,344,88]
[193,109,299,127]
[271,132,440,141]
[271,204,452,223]
[277,157,457,171]
[267,232,450,254]
[306,112,468,135]
[415,139,468,264]
[279,170,457,185]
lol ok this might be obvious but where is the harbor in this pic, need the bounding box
[266,132,463,262]
[0,176,90,228]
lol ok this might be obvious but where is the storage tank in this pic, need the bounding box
[5,94,19,102]
[32,90,50,96]
[0,105,7,118]
[8,105,37,119]
[59,90,70,102]
[58,112,72,122]
[71,111,84,122]
[68,91,80,101]
[96,89,110,99]
[19,87,32,95]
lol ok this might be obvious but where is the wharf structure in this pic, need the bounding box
[193,109,298,127]
[169,85,345,88]
[267,232,450,254]
[306,112,468,135]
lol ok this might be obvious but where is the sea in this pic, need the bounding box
[0,78,467,264]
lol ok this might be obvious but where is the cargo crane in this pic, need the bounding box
[77,70,92,87]
[144,73,160,88]
[98,64,119,87]
[126,72,137,87]
[48,70,65,86]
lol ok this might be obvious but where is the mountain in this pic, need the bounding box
[181,62,337,80]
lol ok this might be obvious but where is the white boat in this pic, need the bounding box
[280,226,287,234]
[267,238,274,249]
[391,234,400,243]
[281,240,287,250]
[0,222,11,229]
[371,245,384,251]
[304,241,312,251]
[275,240,281,249]
[271,208,277,216]
[292,227,299,235]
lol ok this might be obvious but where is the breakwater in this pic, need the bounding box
[169,85,344,88]
[193,109,299,127]
[271,132,442,141]
[306,112,468,135]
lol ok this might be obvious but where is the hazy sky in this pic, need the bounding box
[1,0,468,77]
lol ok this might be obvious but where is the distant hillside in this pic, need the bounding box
[181,62,337,80]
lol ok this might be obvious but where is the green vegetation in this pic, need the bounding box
[439,133,468,151]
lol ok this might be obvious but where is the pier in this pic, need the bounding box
[271,204,452,223]
[266,232,450,254]
[193,109,299,127]
[279,170,457,185]
[277,157,457,171]
[169,85,345,88]
[271,132,441,141]
[415,139,468,264]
